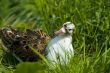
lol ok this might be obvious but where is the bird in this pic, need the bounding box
[0,22,75,67]
[45,22,75,68]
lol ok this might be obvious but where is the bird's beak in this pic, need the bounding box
[55,27,66,35]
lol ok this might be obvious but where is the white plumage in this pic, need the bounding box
[45,22,75,67]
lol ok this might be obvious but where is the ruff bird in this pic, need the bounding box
[0,22,75,66]
[45,22,75,67]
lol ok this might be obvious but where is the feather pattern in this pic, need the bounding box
[0,28,50,61]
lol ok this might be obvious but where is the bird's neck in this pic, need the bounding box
[58,34,72,38]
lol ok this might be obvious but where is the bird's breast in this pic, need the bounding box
[46,35,73,53]
[45,35,74,65]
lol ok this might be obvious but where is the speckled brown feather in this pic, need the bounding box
[0,28,51,62]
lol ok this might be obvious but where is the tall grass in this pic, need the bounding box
[0,0,110,73]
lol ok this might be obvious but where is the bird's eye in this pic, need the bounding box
[68,29,73,31]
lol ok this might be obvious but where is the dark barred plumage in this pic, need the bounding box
[0,28,50,62]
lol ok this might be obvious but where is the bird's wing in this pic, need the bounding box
[0,28,51,62]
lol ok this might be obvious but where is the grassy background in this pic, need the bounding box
[0,0,110,73]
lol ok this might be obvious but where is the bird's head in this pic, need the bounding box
[55,22,75,35]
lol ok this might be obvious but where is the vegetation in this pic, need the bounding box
[0,0,110,73]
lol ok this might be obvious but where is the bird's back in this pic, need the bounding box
[0,28,50,61]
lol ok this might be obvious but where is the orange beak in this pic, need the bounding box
[55,27,66,35]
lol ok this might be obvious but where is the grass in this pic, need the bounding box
[0,0,110,73]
